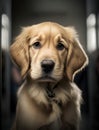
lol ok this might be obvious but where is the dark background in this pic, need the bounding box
[1,0,99,130]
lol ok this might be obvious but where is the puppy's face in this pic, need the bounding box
[10,22,88,82]
[29,23,68,82]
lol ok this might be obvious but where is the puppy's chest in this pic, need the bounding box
[40,90,64,125]
[37,88,70,127]
[45,94,62,115]
[31,86,70,114]
[28,86,70,126]
[46,87,62,108]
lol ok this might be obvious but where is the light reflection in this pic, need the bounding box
[87,14,96,52]
[1,14,10,51]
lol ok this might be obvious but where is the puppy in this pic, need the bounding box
[10,22,88,130]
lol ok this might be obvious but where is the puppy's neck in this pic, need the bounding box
[45,82,58,98]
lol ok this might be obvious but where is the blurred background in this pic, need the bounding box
[1,0,99,130]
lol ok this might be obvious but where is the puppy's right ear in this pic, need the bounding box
[10,27,30,78]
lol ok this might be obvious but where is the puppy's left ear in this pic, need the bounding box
[65,27,88,81]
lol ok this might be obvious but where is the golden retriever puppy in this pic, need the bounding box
[10,22,88,130]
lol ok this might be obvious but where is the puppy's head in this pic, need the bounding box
[10,22,88,82]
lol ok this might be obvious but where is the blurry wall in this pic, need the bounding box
[12,0,86,48]
[86,0,99,130]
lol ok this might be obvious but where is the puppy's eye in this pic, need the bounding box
[32,42,41,49]
[56,42,65,50]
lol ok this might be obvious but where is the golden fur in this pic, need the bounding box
[10,22,88,130]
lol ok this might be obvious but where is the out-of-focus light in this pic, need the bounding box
[87,14,96,53]
[1,14,10,51]
[87,14,96,26]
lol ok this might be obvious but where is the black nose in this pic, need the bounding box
[41,60,55,73]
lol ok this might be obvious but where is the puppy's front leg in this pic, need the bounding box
[12,94,48,130]
[61,101,81,130]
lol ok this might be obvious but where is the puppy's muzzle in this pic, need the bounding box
[41,60,55,74]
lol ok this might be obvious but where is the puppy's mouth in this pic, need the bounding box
[37,75,57,82]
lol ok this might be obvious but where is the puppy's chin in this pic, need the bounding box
[36,76,57,83]
[29,72,63,83]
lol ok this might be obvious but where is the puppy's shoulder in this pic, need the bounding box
[69,82,82,104]
[17,81,27,98]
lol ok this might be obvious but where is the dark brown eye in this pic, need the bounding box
[56,42,65,50]
[32,42,41,49]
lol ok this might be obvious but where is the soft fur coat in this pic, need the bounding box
[10,22,88,130]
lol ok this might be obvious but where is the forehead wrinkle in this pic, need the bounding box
[47,23,62,48]
[47,23,52,48]
[32,23,64,47]
[39,24,52,46]
[39,23,54,48]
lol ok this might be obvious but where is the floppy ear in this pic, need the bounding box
[65,27,88,81]
[10,27,30,78]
